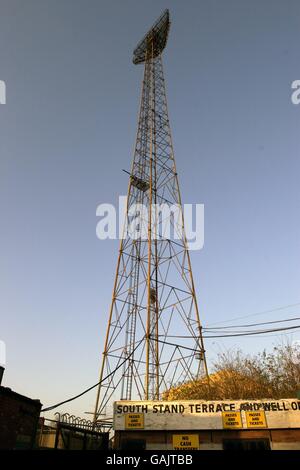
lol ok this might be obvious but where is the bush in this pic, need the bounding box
[162,342,300,400]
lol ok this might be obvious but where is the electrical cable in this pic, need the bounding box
[203,325,300,338]
[203,324,300,338]
[41,314,300,412]
[41,337,144,413]
[204,316,300,330]
[206,302,300,327]
[160,324,300,339]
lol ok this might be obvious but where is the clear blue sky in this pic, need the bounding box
[0,0,300,419]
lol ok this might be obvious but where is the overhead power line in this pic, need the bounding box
[204,324,300,338]
[163,324,300,339]
[41,313,300,412]
[204,315,300,330]
[41,338,144,413]
[206,302,300,327]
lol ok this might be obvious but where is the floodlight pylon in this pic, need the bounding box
[94,10,209,424]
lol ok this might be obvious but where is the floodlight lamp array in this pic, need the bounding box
[133,9,170,64]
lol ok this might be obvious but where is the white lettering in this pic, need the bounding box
[291,80,300,105]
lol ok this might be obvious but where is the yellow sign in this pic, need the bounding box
[125,413,144,429]
[172,434,200,450]
[246,411,267,428]
[222,411,243,429]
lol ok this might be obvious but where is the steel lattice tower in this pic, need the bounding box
[94,10,209,423]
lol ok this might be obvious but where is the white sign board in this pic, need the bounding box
[114,399,300,431]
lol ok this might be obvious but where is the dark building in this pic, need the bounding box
[0,385,42,449]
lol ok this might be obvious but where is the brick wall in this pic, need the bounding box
[0,386,42,449]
